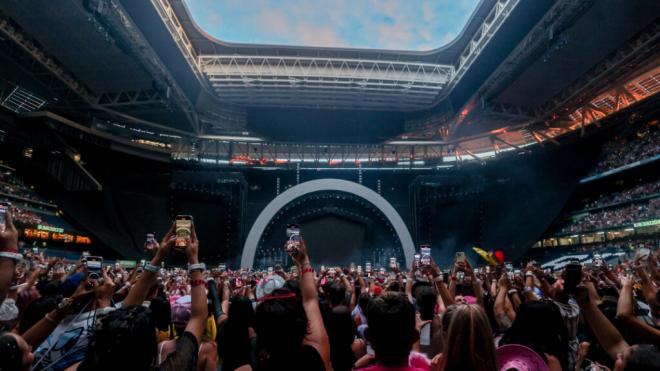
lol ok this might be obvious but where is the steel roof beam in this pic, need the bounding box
[199,55,454,109]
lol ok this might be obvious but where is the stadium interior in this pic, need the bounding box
[0,1,659,370]
[0,0,657,268]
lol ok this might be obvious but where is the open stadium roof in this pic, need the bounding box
[0,0,658,166]
[183,0,481,51]
[164,0,504,111]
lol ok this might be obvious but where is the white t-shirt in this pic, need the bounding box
[33,306,116,371]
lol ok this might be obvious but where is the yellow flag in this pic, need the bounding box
[472,247,498,266]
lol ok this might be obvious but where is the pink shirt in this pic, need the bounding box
[357,352,430,371]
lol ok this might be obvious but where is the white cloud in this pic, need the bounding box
[186,0,480,50]
[295,24,346,47]
[255,9,291,37]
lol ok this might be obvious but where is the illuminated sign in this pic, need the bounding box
[52,233,74,243]
[76,236,92,244]
[24,228,49,240]
[117,260,136,268]
[23,228,91,245]
[634,219,660,228]
[37,225,64,233]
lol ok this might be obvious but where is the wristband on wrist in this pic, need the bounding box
[188,263,206,273]
[525,271,534,277]
[45,312,60,324]
[507,288,518,294]
[301,267,314,275]
[144,263,159,273]
[56,298,73,314]
[0,251,23,261]
[190,279,206,287]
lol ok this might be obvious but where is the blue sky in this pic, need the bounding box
[184,0,480,50]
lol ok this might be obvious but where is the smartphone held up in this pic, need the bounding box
[420,245,431,267]
[285,224,301,256]
[86,256,104,280]
[175,215,193,249]
[564,259,582,294]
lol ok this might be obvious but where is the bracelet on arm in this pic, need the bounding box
[56,297,73,315]
[188,263,206,274]
[143,263,159,273]
[190,279,206,288]
[0,251,23,261]
[301,267,314,275]
[45,312,60,324]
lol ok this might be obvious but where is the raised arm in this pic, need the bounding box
[123,224,174,307]
[183,224,208,343]
[575,283,629,360]
[405,260,415,304]
[340,269,353,297]
[22,279,95,347]
[292,239,331,371]
[616,275,660,344]
[647,251,660,283]
[207,278,224,322]
[523,269,540,301]
[0,211,19,302]
[427,258,453,307]
[494,271,514,329]
[465,260,484,307]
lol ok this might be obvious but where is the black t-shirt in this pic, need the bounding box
[254,345,324,371]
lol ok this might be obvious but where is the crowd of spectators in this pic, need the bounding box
[559,198,660,234]
[7,206,46,227]
[570,239,656,254]
[0,211,659,371]
[529,238,659,265]
[583,180,660,210]
[0,168,57,228]
[0,171,49,205]
[590,128,660,176]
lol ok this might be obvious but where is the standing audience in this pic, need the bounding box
[1,207,660,371]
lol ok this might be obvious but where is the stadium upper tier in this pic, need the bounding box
[164,0,501,111]
[0,0,658,155]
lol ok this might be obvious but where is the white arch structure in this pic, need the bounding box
[241,178,415,268]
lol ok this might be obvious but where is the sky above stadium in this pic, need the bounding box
[184,0,480,50]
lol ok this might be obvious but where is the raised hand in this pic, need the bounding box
[288,238,310,266]
[619,274,634,288]
[185,222,200,264]
[422,257,441,278]
[95,266,116,302]
[498,268,511,289]
[0,210,18,252]
[152,223,176,263]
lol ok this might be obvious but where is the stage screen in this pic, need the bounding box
[301,215,366,266]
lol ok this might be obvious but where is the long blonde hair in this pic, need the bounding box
[440,304,498,371]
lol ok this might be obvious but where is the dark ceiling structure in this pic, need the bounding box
[0,0,658,166]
